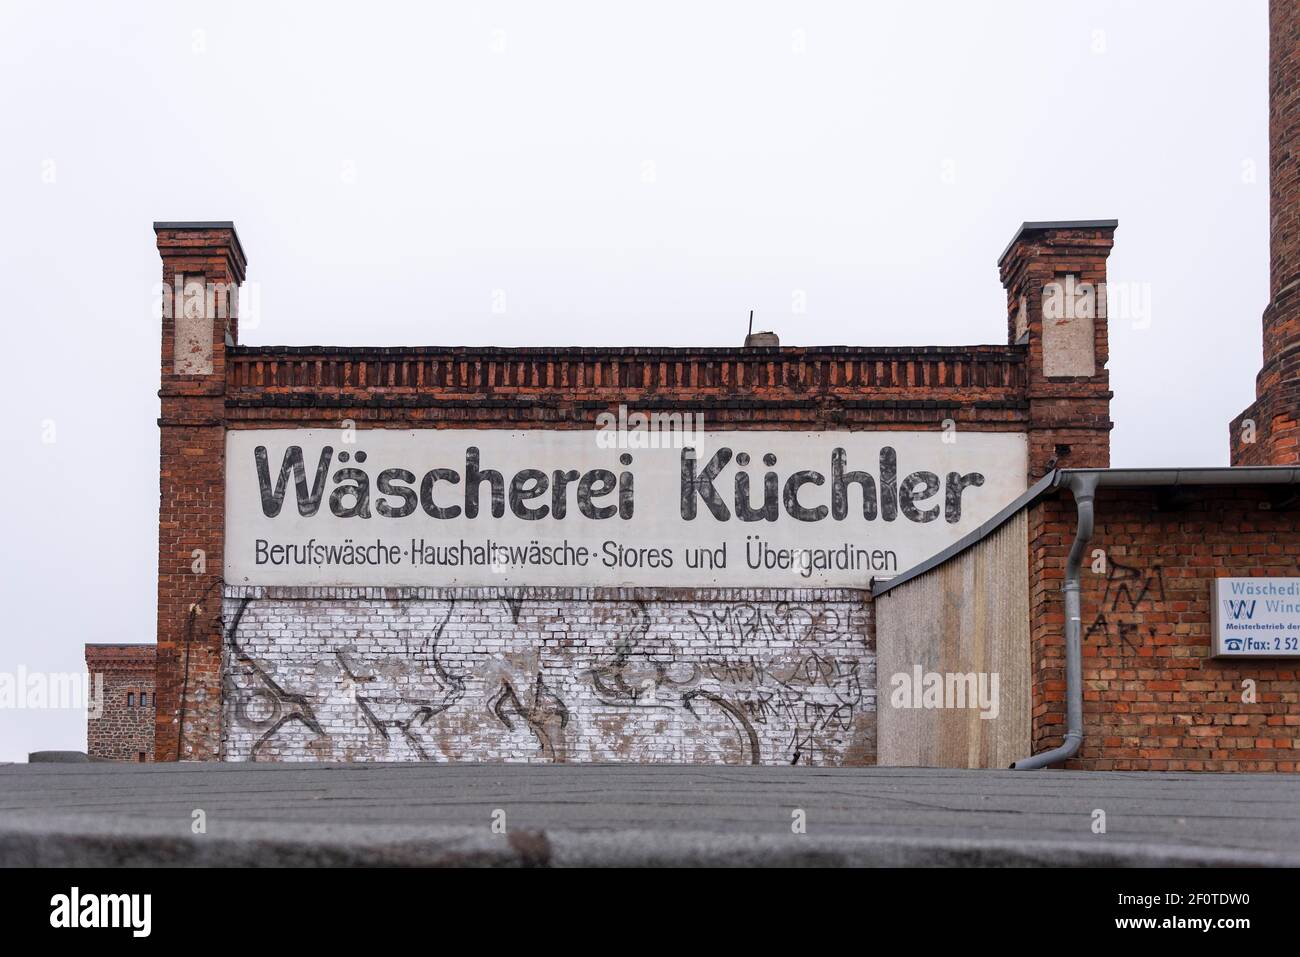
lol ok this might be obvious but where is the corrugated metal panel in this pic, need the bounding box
[875,509,1029,768]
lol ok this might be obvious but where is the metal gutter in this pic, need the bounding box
[1010,471,1096,769]
[875,466,1300,598]
[1050,466,1300,488]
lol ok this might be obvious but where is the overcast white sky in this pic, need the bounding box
[0,1,1272,760]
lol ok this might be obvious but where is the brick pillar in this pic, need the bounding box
[999,220,1117,481]
[153,222,245,761]
[1002,223,1117,764]
[1232,0,1300,466]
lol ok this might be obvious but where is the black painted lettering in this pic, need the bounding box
[681,447,732,521]
[255,445,332,517]
[618,465,634,520]
[376,468,418,518]
[578,469,618,519]
[464,447,504,519]
[510,469,550,520]
[420,468,462,519]
[944,471,985,523]
[830,448,877,521]
[329,468,371,518]
[783,471,828,522]
[879,446,898,522]
[899,470,940,523]
[551,469,580,519]
[735,468,778,522]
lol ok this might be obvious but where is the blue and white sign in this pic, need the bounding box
[1212,578,1300,657]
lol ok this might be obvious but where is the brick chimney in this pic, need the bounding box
[153,222,244,761]
[1232,0,1300,466]
[999,220,1117,480]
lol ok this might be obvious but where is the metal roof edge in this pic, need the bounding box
[997,219,1119,267]
[870,470,1060,598]
[871,465,1300,599]
[1056,465,1300,487]
[152,220,246,264]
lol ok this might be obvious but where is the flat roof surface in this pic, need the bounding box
[2,763,1298,866]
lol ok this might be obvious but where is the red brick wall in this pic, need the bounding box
[1030,487,1300,771]
[1232,0,1300,467]
[86,645,156,761]
[1267,0,1300,345]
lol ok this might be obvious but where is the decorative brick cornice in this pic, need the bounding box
[85,644,157,667]
[226,345,1027,398]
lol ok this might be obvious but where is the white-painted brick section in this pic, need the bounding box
[220,587,875,765]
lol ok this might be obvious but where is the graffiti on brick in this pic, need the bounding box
[687,602,841,645]
[224,597,467,761]
[1084,558,1165,655]
[487,673,570,760]
[335,631,468,762]
[224,600,328,760]
[219,593,872,765]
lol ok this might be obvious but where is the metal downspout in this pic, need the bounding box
[1011,472,1098,770]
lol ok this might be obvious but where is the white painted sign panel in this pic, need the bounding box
[1211,578,1300,657]
[224,429,1028,588]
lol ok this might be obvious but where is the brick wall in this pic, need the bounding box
[151,219,1116,763]
[999,222,1116,478]
[1030,487,1300,771]
[1231,0,1300,467]
[154,224,244,762]
[220,586,873,765]
[85,645,156,761]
